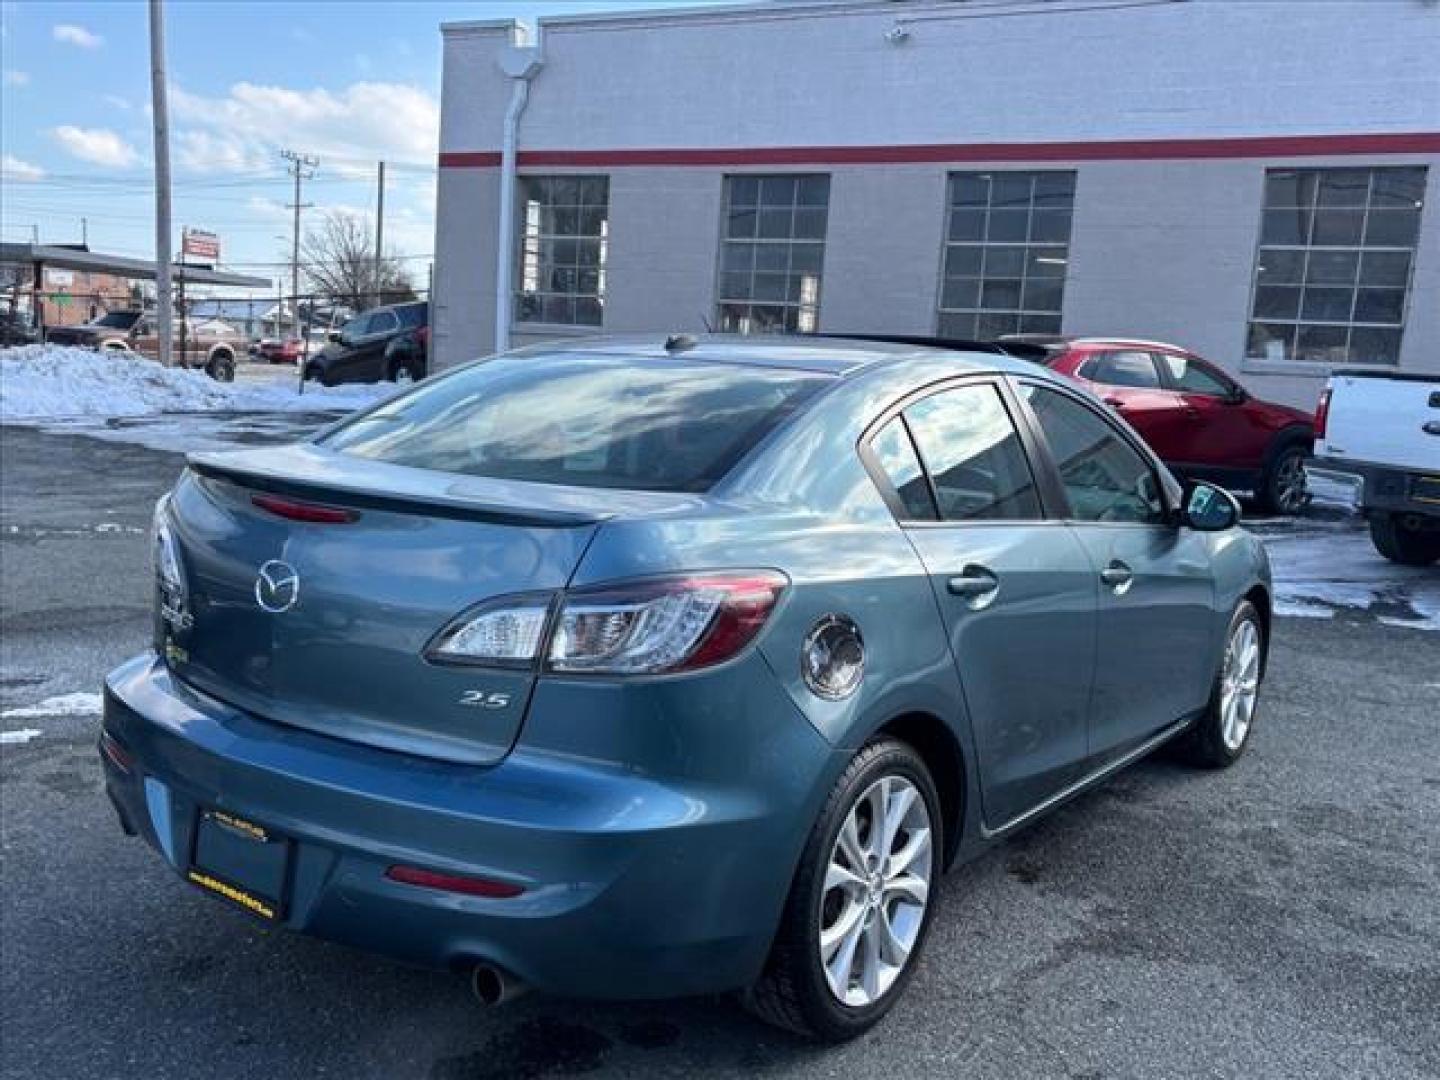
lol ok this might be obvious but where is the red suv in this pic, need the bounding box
[1034,338,1314,514]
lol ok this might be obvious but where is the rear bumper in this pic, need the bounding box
[1308,456,1440,519]
[101,653,838,1000]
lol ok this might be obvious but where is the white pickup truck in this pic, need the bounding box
[1308,370,1440,566]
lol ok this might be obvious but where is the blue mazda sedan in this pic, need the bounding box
[102,335,1270,1040]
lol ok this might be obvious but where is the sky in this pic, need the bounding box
[0,0,726,294]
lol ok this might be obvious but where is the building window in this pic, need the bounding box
[938,171,1076,340]
[716,174,829,334]
[515,175,609,326]
[1247,166,1426,366]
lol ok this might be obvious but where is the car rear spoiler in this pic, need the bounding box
[187,445,700,528]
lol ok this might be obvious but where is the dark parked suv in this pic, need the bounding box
[303,301,428,386]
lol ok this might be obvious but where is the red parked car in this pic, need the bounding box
[255,337,302,365]
[1030,338,1314,514]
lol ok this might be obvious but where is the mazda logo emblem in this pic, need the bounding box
[254,559,300,614]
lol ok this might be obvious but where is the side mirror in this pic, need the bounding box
[1182,481,1240,532]
[1227,387,1249,405]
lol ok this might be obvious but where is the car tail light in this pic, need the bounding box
[1314,387,1332,441]
[152,495,188,620]
[427,594,554,667]
[385,864,524,899]
[251,492,358,524]
[548,572,787,674]
[426,571,787,675]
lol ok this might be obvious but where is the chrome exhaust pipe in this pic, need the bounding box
[471,962,528,1007]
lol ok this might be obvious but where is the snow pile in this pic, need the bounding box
[0,345,391,422]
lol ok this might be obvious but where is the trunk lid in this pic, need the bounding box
[165,444,697,764]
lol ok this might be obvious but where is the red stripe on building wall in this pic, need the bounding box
[439,132,1440,169]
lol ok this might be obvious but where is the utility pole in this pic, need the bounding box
[148,0,174,366]
[81,217,88,247]
[373,160,385,307]
[280,149,317,338]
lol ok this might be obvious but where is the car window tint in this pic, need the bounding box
[869,418,937,520]
[1022,385,1166,524]
[322,354,829,493]
[1160,354,1232,397]
[370,311,400,334]
[396,304,428,328]
[903,385,1041,521]
[1082,350,1160,389]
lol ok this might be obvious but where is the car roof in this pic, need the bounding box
[1069,336,1191,354]
[526,333,1026,377]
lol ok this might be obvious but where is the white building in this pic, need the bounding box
[433,0,1440,407]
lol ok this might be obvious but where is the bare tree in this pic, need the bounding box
[300,211,414,312]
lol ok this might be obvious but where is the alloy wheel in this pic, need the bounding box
[1273,452,1309,514]
[817,775,933,1007]
[1220,618,1261,751]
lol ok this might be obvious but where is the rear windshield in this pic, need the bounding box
[320,353,830,492]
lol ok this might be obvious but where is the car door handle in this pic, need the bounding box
[1103,397,1128,411]
[1100,561,1134,593]
[948,566,1000,603]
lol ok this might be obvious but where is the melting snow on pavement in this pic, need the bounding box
[0,692,105,719]
[0,693,105,746]
[1253,515,1439,630]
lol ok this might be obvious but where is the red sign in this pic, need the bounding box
[182,229,220,261]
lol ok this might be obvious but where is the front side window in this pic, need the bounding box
[1247,166,1426,365]
[1081,350,1161,389]
[1022,385,1166,524]
[716,174,829,334]
[938,171,1076,339]
[516,175,609,327]
[322,354,828,493]
[1159,354,1233,398]
[368,310,399,335]
[903,385,1041,522]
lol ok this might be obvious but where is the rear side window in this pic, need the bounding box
[1021,385,1166,524]
[868,418,937,520]
[903,385,1042,521]
[322,354,829,492]
[1081,350,1161,389]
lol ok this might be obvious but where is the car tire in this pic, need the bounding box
[388,358,421,385]
[1175,601,1264,769]
[1369,513,1440,567]
[303,364,326,386]
[744,737,942,1042]
[1257,441,1310,515]
[206,352,235,383]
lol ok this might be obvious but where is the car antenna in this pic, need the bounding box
[665,333,698,354]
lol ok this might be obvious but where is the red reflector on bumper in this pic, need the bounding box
[100,731,133,773]
[384,864,525,899]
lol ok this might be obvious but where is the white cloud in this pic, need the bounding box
[1,154,45,181]
[51,125,140,167]
[176,129,265,174]
[2,69,29,87]
[171,80,438,174]
[53,23,103,49]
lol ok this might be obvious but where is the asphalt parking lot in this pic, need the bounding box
[2,420,1438,1080]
